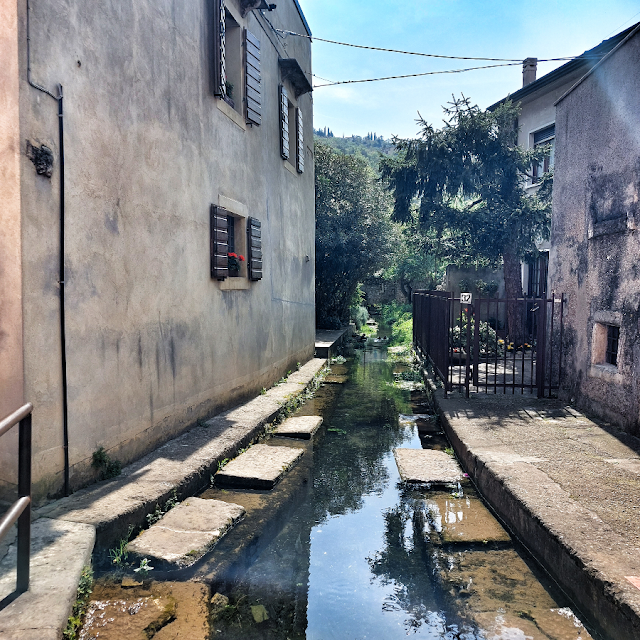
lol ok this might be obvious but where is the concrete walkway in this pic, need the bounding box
[0,357,327,639]
[427,381,640,639]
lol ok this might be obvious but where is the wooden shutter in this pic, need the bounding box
[244,29,261,125]
[212,0,226,97]
[210,205,229,280]
[247,217,263,281]
[279,85,289,160]
[296,107,304,173]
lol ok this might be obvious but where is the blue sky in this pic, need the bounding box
[295,0,640,139]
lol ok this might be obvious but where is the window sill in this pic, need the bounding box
[217,98,246,131]
[284,161,298,176]
[219,277,251,290]
[588,363,623,382]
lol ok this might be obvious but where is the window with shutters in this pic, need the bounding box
[212,1,262,126]
[279,85,304,174]
[531,124,555,183]
[211,205,262,284]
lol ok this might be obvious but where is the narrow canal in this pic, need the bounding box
[83,345,596,639]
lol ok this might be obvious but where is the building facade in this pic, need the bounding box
[549,25,640,433]
[487,25,638,298]
[0,0,315,500]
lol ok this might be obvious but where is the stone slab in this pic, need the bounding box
[274,416,323,439]
[36,357,326,550]
[394,449,463,485]
[126,498,245,569]
[423,494,511,544]
[0,518,95,638]
[215,444,304,489]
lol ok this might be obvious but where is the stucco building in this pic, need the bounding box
[486,25,638,299]
[0,0,315,500]
[548,24,640,434]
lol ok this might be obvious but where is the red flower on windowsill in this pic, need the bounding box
[228,252,245,272]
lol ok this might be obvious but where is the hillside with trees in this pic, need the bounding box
[314,129,395,173]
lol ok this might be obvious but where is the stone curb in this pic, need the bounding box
[422,373,640,640]
[37,358,327,552]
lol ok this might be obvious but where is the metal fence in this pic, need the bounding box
[0,404,33,595]
[413,291,565,398]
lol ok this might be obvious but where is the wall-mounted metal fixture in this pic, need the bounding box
[241,0,275,17]
[26,141,54,177]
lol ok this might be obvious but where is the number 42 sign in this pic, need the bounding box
[460,292,473,304]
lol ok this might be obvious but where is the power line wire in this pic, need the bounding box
[313,62,523,88]
[276,28,575,63]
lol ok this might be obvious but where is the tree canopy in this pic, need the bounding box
[315,142,394,329]
[381,97,553,290]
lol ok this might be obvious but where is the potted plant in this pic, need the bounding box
[228,252,245,276]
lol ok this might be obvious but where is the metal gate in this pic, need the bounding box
[413,291,565,398]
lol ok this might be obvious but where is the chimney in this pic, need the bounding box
[522,58,538,86]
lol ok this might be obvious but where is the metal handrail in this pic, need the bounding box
[0,403,32,594]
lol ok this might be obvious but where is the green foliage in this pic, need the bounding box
[63,565,93,640]
[146,490,179,526]
[108,525,134,567]
[314,131,395,172]
[133,557,154,578]
[378,302,413,347]
[91,446,121,480]
[351,305,369,330]
[315,142,395,328]
[450,312,504,356]
[381,96,553,298]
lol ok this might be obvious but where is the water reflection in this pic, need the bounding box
[208,349,593,639]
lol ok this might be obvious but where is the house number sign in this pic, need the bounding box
[460,292,473,304]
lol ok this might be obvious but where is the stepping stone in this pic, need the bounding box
[399,414,439,433]
[215,443,304,489]
[274,416,323,439]
[423,494,511,544]
[324,374,348,384]
[126,497,245,569]
[394,448,463,485]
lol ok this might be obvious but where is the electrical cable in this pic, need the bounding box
[276,28,576,63]
[313,62,523,88]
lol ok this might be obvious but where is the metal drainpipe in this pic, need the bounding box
[26,0,70,496]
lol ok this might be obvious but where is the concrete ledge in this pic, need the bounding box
[425,378,640,639]
[36,358,327,551]
[0,518,95,639]
[315,328,352,358]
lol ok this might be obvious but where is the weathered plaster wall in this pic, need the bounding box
[0,0,24,496]
[14,0,315,499]
[515,69,584,150]
[549,30,640,433]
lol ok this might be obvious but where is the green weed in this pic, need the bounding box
[63,565,93,640]
[91,446,122,480]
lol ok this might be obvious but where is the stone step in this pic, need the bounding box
[215,443,304,489]
[274,416,323,440]
[393,448,463,486]
[126,497,245,570]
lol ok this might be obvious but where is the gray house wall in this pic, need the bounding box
[3,0,315,500]
[549,28,640,433]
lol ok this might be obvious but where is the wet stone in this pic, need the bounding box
[422,494,511,544]
[215,443,304,489]
[394,448,463,485]
[274,416,323,440]
[126,497,245,569]
[399,414,439,433]
[82,581,209,640]
[210,593,229,620]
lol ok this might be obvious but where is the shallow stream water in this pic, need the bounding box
[83,346,595,639]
